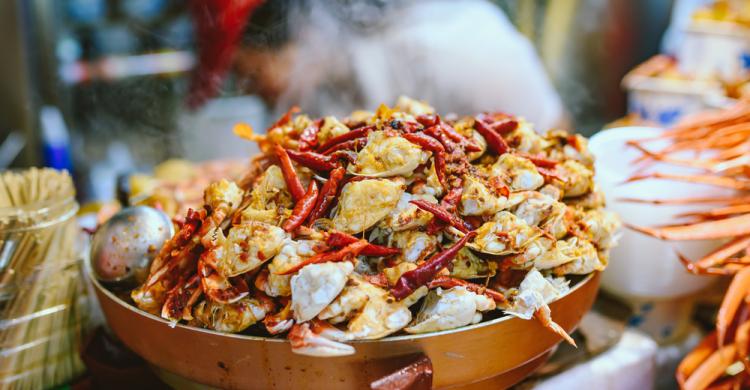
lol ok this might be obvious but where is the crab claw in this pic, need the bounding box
[717,267,750,346]
[288,322,355,357]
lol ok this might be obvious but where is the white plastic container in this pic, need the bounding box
[678,20,750,83]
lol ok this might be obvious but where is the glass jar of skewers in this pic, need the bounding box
[0,168,89,389]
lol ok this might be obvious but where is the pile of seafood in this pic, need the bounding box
[131,97,619,356]
[627,100,750,389]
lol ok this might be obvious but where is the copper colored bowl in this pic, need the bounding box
[91,272,600,389]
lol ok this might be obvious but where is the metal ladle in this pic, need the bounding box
[90,206,174,288]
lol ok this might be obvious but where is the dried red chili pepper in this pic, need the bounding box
[425,186,463,234]
[297,120,321,151]
[271,106,300,129]
[516,152,558,168]
[307,167,345,223]
[391,231,477,300]
[316,126,372,153]
[286,149,338,171]
[326,231,401,257]
[321,137,368,155]
[428,276,506,303]
[273,144,306,201]
[276,240,369,275]
[416,114,439,127]
[538,167,567,183]
[282,181,319,232]
[410,200,470,233]
[491,118,518,135]
[473,118,509,155]
[402,133,447,188]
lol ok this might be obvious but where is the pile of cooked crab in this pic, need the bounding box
[131,97,620,357]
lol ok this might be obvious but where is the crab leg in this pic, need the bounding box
[677,205,750,220]
[625,172,750,191]
[428,276,506,303]
[627,214,750,241]
[198,258,250,304]
[273,144,306,201]
[410,199,471,233]
[681,236,750,271]
[683,344,737,390]
[307,166,345,223]
[737,319,750,371]
[161,274,202,322]
[316,126,372,153]
[391,231,477,300]
[286,149,338,171]
[618,196,750,206]
[402,132,447,187]
[534,305,576,347]
[677,253,747,276]
[718,267,750,346]
[473,118,509,155]
[677,332,718,388]
[263,299,294,335]
[283,181,319,232]
[288,322,355,357]
[276,240,369,275]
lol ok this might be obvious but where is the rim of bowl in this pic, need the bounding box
[88,261,596,344]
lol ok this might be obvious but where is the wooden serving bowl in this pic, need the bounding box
[91,272,600,389]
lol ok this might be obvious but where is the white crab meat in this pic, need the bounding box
[557,160,594,198]
[241,165,294,225]
[492,154,545,191]
[394,95,435,116]
[348,131,430,177]
[318,276,371,324]
[533,238,577,270]
[332,179,405,233]
[265,239,322,297]
[577,209,622,249]
[510,191,569,239]
[389,230,438,264]
[460,175,507,216]
[507,119,550,154]
[405,287,496,334]
[205,221,286,277]
[506,235,556,269]
[552,237,605,275]
[317,116,350,145]
[379,192,436,232]
[450,248,495,279]
[291,262,354,322]
[468,211,541,255]
[204,179,244,212]
[345,283,427,340]
[191,298,267,333]
[504,269,568,320]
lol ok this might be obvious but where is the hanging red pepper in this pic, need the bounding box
[473,118,509,155]
[391,231,477,300]
[321,138,368,155]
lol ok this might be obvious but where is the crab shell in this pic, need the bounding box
[347,131,430,178]
[291,262,354,322]
[332,179,405,234]
[405,286,496,334]
[207,221,286,277]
